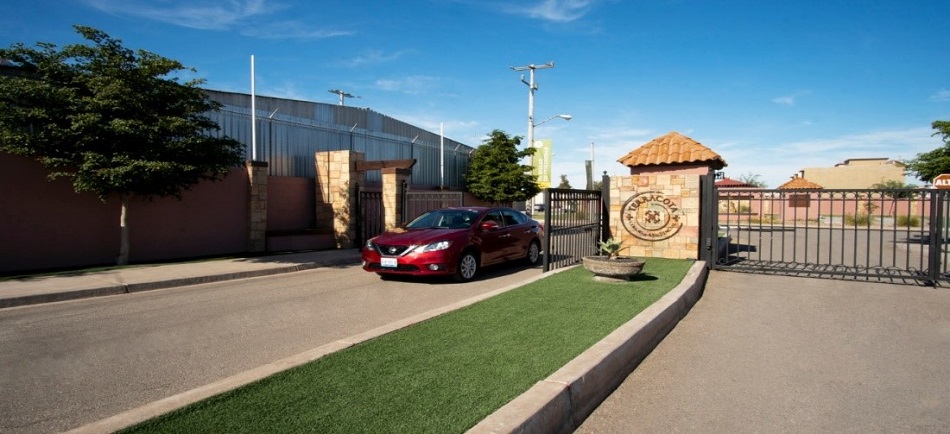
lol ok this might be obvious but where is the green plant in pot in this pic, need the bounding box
[598,238,623,259]
[582,237,645,282]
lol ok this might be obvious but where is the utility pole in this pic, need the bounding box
[328,89,360,106]
[510,62,554,149]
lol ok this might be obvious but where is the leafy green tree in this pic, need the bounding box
[871,179,918,199]
[739,172,768,188]
[0,26,245,265]
[464,130,540,204]
[905,121,950,183]
[557,174,572,189]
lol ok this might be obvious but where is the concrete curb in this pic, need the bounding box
[0,256,358,309]
[467,261,708,434]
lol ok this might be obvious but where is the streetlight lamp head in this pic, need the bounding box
[559,114,573,121]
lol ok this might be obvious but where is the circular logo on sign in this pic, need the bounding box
[621,191,684,241]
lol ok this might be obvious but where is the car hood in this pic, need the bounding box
[373,228,467,246]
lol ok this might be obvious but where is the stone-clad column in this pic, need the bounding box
[381,168,411,230]
[609,173,702,259]
[246,160,269,252]
[315,150,365,248]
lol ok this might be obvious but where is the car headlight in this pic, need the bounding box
[365,238,375,249]
[418,240,450,252]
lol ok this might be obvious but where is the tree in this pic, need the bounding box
[905,121,950,183]
[0,26,245,265]
[557,174,572,189]
[871,179,918,199]
[738,172,768,188]
[464,130,540,204]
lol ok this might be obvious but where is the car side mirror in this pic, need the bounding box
[479,220,500,231]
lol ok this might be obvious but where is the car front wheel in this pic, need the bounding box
[454,251,478,282]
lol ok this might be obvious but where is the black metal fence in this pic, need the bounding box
[542,188,604,272]
[702,177,950,285]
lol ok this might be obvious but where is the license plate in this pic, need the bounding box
[381,257,398,268]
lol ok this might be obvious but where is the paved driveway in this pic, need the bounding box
[0,263,541,433]
[577,271,950,433]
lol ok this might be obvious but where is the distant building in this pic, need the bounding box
[778,176,823,190]
[715,177,760,189]
[794,158,905,189]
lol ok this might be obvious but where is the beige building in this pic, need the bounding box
[794,158,906,189]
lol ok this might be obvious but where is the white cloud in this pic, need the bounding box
[504,0,596,22]
[375,75,441,95]
[931,89,950,102]
[242,21,354,39]
[771,90,812,106]
[82,0,350,39]
[341,50,410,67]
[771,95,795,106]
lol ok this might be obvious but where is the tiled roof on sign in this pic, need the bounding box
[617,131,726,169]
[778,177,823,190]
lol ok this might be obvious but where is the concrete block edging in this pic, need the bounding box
[467,261,708,434]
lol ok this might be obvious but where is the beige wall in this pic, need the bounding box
[800,159,905,188]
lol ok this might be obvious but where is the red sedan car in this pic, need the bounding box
[361,206,543,282]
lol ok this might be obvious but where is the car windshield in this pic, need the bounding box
[406,209,479,229]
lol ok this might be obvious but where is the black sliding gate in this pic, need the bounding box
[355,185,465,247]
[701,175,950,285]
[355,187,383,247]
[541,188,606,272]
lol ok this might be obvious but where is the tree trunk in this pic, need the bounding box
[117,197,130,265]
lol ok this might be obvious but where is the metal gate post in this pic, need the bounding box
[542,188,552,272]
[600,172,610,244]
[700,174,717,266]
[927,190,943,285]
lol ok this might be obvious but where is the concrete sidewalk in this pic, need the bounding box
[0,249,362,308]
[576,271,950,433]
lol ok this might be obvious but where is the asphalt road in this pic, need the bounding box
[0,262,541,433]
[575,271,950,433]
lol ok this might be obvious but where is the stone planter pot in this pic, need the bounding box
[582,256,645,282]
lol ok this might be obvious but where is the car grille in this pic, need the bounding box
[375,244,409,256]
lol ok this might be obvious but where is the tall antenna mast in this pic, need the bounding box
[328,89,360,106]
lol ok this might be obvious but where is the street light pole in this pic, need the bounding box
[535,114,572,127]
[511,61,554,148]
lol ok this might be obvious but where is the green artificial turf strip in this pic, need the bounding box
[122,259,693,434]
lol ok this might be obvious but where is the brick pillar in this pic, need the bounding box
[246,160,269,252]
[381,167,411,230]
[315,150,365,248]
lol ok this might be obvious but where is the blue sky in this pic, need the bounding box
[2,0,948,188]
